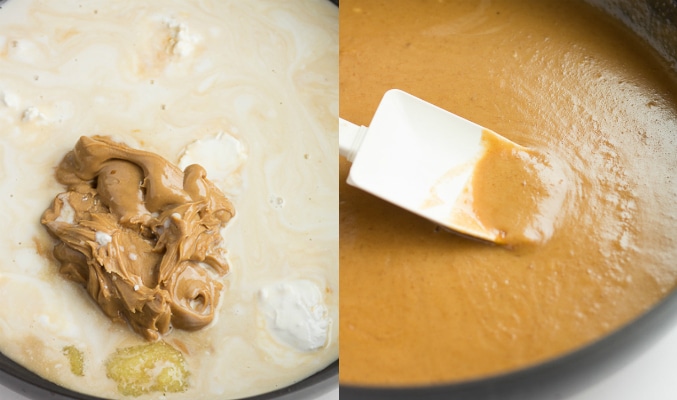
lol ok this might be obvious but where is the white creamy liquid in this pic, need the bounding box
[0,0,338,399]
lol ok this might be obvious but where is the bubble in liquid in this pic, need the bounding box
[269,195,285,209]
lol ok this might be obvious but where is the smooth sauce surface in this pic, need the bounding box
[340,0,677,385]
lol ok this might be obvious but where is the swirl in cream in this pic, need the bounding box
[41,135,234,341]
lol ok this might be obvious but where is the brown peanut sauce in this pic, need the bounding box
[42,136,234,341]
[340,0,677,386]
[464,130,568,245]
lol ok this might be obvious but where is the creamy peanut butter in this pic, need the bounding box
[41,136,234,341]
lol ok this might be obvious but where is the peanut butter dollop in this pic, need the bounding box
[41,136,235,341]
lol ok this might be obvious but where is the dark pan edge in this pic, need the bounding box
[0,353,337,400]
[341,280,677,400]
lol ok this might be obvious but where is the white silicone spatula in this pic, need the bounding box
[339,89,523,243]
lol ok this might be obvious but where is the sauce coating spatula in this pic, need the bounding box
[339,89,524,244]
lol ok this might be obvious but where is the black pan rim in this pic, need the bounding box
[341,282,677,400]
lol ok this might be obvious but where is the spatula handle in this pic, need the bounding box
[339,118,368,162]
